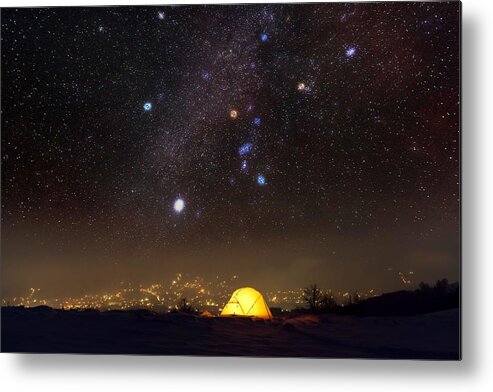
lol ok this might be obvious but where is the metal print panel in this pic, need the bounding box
[0,2,461,359]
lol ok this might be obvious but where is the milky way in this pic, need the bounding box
[1,3,460,296]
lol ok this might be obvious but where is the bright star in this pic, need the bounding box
[143,102,152,111]
[230,109,238,119]
[257,175,266,186]
[253,117,261,126]
[239,142,253,156]
[241,160,248,172]
[346,47,356,57]
[261,33,268,42]
[157,11,165,20]
[201,71,210,80]
[173,198,185,213]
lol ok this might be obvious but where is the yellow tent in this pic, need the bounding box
[220,287,273,319]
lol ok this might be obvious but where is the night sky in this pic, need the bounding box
[1,3,460,298]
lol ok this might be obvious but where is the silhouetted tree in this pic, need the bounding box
[435,278,449,294]
[303,284,323,313]
[352,291,361,304]
[320,290,337,312]
[175,297,194,313]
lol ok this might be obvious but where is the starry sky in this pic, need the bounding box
[1,2,460,298]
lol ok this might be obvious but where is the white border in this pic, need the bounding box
[2,0,493,391]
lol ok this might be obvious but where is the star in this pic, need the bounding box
[157,11,165,20]
[143,102,152,111]
[345,47,356,57]
[241,160,248,172]
[260,33,268,42]
[239,143,253,156]
[297,82,306,91]
[253,117,261,126]
[173,198,185,213]
[257,175,266,186]
[229,109,238,119]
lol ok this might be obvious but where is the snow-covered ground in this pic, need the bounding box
[1,307,459,359]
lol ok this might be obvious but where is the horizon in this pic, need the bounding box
[1,271,459,312]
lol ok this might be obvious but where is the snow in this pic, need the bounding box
[1,307,459,359]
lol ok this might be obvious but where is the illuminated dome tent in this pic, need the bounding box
[220,287,273,319]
